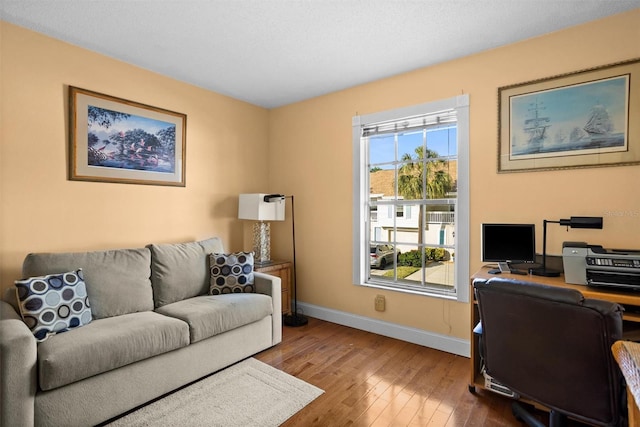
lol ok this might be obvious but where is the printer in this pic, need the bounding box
[563,242,640,290]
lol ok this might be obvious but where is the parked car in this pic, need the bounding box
[370,244,400,269]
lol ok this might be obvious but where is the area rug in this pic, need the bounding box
[106,358,323,427]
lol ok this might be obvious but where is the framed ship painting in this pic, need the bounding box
[498,58,640,172]
[69,86,186,186]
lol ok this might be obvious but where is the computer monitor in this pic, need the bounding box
[481,223,536,273]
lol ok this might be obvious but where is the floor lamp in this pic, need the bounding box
[263,194,308,327]
[531,216,603,277]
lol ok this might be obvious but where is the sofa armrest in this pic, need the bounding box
[0,300,37,427]
[254,272,282,345]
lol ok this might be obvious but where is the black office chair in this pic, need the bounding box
[473,277,627,427]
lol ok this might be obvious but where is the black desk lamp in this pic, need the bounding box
[531,216,603,277]
[263,194,308,327]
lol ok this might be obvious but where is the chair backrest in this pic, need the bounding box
[474,277,625,427]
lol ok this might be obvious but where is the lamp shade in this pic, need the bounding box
[238,193,285,221]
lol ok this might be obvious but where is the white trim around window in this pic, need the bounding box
[352,95,470,303]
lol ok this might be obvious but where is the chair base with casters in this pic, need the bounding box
[512,402,567,427]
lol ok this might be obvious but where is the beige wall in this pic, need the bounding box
[0,22,270,295]
[2,11,639,344]
[268,10,640,340]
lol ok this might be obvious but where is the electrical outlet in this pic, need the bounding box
[375,295,385,312]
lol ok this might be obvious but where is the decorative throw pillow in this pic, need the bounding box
[209,252,255,295]
[15,269,92,342]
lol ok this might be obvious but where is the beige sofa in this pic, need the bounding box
[0,237,282,427]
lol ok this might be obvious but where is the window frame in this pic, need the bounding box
[352,95,470,303]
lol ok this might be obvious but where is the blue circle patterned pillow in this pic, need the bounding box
[209,252,255,295]
[15,269,92,342]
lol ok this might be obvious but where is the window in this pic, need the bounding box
[352,95,469,302]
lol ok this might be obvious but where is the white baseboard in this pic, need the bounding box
[295,302,470,357]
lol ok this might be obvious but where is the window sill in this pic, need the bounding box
[357,280,458,301]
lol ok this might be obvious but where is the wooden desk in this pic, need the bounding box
[469,267,640,394]
[255,261,292,315]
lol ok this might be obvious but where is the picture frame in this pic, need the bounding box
[69,86,186,186]
[498,58,640,173]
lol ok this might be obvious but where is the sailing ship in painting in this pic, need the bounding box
[512,100,625,157]
[584,104,614,138]
[521,100,551,153]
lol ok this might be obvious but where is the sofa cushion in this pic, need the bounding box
[209,252,255,295]
[15,269,92,342]
[149,238,225,308]
[37,311,189,391]
[155,293,272,343]
[22,248,153,319]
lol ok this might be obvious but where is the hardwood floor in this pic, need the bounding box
[255,317,588,427]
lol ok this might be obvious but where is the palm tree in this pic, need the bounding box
[397,146,453,247]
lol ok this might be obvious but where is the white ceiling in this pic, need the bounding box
[2,1,639,108]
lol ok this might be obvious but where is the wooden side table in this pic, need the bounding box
[255,261,292,315]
